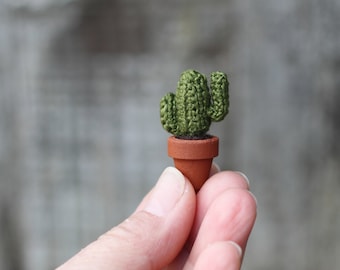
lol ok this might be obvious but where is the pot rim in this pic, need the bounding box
[168,135,219,159]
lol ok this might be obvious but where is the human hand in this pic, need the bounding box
[57,165,257,270]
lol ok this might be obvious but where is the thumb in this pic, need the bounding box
[57,167,196,270]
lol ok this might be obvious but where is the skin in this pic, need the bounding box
[57,164,257,270]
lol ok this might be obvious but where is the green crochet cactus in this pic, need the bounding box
[160,69,229,138]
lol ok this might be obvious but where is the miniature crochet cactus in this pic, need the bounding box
[160,69,229,138]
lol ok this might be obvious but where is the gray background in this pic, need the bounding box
[1,0,339,269]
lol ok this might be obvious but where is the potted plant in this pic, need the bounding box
[160,69,229,191]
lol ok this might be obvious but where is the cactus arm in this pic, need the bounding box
[208,71,229,122]
[160,92,178,135]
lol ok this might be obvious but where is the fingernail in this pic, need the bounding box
[248,191,258,206]
[235,171,250,187]
[228,241,243,257]
[212,162,221,172]
[209,162,221,176]
[144,167,185,217]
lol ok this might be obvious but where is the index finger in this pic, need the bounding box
[187,171,250,248]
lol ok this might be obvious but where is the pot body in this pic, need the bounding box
[168,136,219,192]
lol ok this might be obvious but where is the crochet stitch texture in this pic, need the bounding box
[160,69,229,138]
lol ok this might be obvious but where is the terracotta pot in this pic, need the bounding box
[168,136,219,192]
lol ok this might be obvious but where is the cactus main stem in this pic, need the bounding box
[175,70,211,137]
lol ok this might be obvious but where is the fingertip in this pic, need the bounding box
[191,188,257,259]
[203,171,250,193]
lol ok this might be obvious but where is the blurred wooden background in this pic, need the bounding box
[0,0,339,269]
